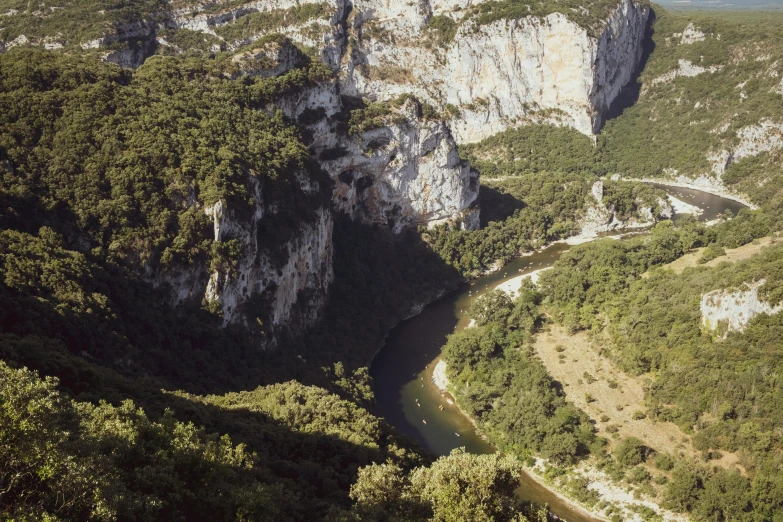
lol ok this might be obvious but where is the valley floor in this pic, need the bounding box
[533,325,743,471]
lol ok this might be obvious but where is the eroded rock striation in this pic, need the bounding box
[345,0,650,141]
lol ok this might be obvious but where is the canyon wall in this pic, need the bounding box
[345,0,650,141]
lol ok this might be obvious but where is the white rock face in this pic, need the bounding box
[674,23,706,45]
[346,0,650,141]
[318,99,480,232]
[709,119,783,178]
[701,279,783,338]
[651,59,722,86]
[275,78,479,231]
[201,177,334,331]
[734,120,783,159]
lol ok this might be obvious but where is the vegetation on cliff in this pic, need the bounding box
[0,45,547,522]
[4,4,783,522]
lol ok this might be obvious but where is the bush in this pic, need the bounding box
[627,466,652,484]
[654,453,675,471]
[698,244,726,264]
[615,438,649,468]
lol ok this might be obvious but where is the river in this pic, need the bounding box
[369,184,747,521]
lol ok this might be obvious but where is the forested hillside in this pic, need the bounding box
[0,40,543,522]
[433,8,783,522]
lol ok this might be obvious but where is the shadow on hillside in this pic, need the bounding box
[479,184,526,227]
[291,214,465,373]
[603,7,658,124]
[0,210,464,399]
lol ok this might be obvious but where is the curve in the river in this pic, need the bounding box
[370,185,747,522]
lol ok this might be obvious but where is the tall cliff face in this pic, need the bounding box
[344,0,650,141]
[317,99,480,232]
[204,196,334,330]
[159,171,334,338]
[274,77,480,231]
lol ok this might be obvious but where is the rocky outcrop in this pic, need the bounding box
[701,279,783,339]
[650,59,723,87]
[576,180,672,239]
[346,0,650,140]
[673,23,707,45]
[317,99,480,232]
[710,119,783,177]
[668,195,703,216]
[229,37,305,78]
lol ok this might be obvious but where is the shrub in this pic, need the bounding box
[654,453,675,471]
[615,438,649,468]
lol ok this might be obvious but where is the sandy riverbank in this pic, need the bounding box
[493,267,552,294]
[432,359,449,393]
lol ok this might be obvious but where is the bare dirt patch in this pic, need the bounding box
[534,325,744,473]
[643,235,777,278]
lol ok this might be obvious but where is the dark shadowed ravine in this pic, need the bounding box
[370,185,746,522]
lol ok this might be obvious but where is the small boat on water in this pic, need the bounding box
[454,432,460,437]
[439,405,444,411]
[417,403,421,407]
[422,419,427,425]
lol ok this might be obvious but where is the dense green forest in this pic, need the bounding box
[0,47,547,521]
[535,215,783,520]
[3,360,561,521]
[443,283,600,464]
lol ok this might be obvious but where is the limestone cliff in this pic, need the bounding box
[576,180,672,239]
[701,279,783,339]
[2,0,650,140]
[345,0,650,141]
[0,0,651,336]
[316,98,480,232]
[159,172,334,339]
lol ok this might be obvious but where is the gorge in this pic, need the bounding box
[2,1,783,521]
